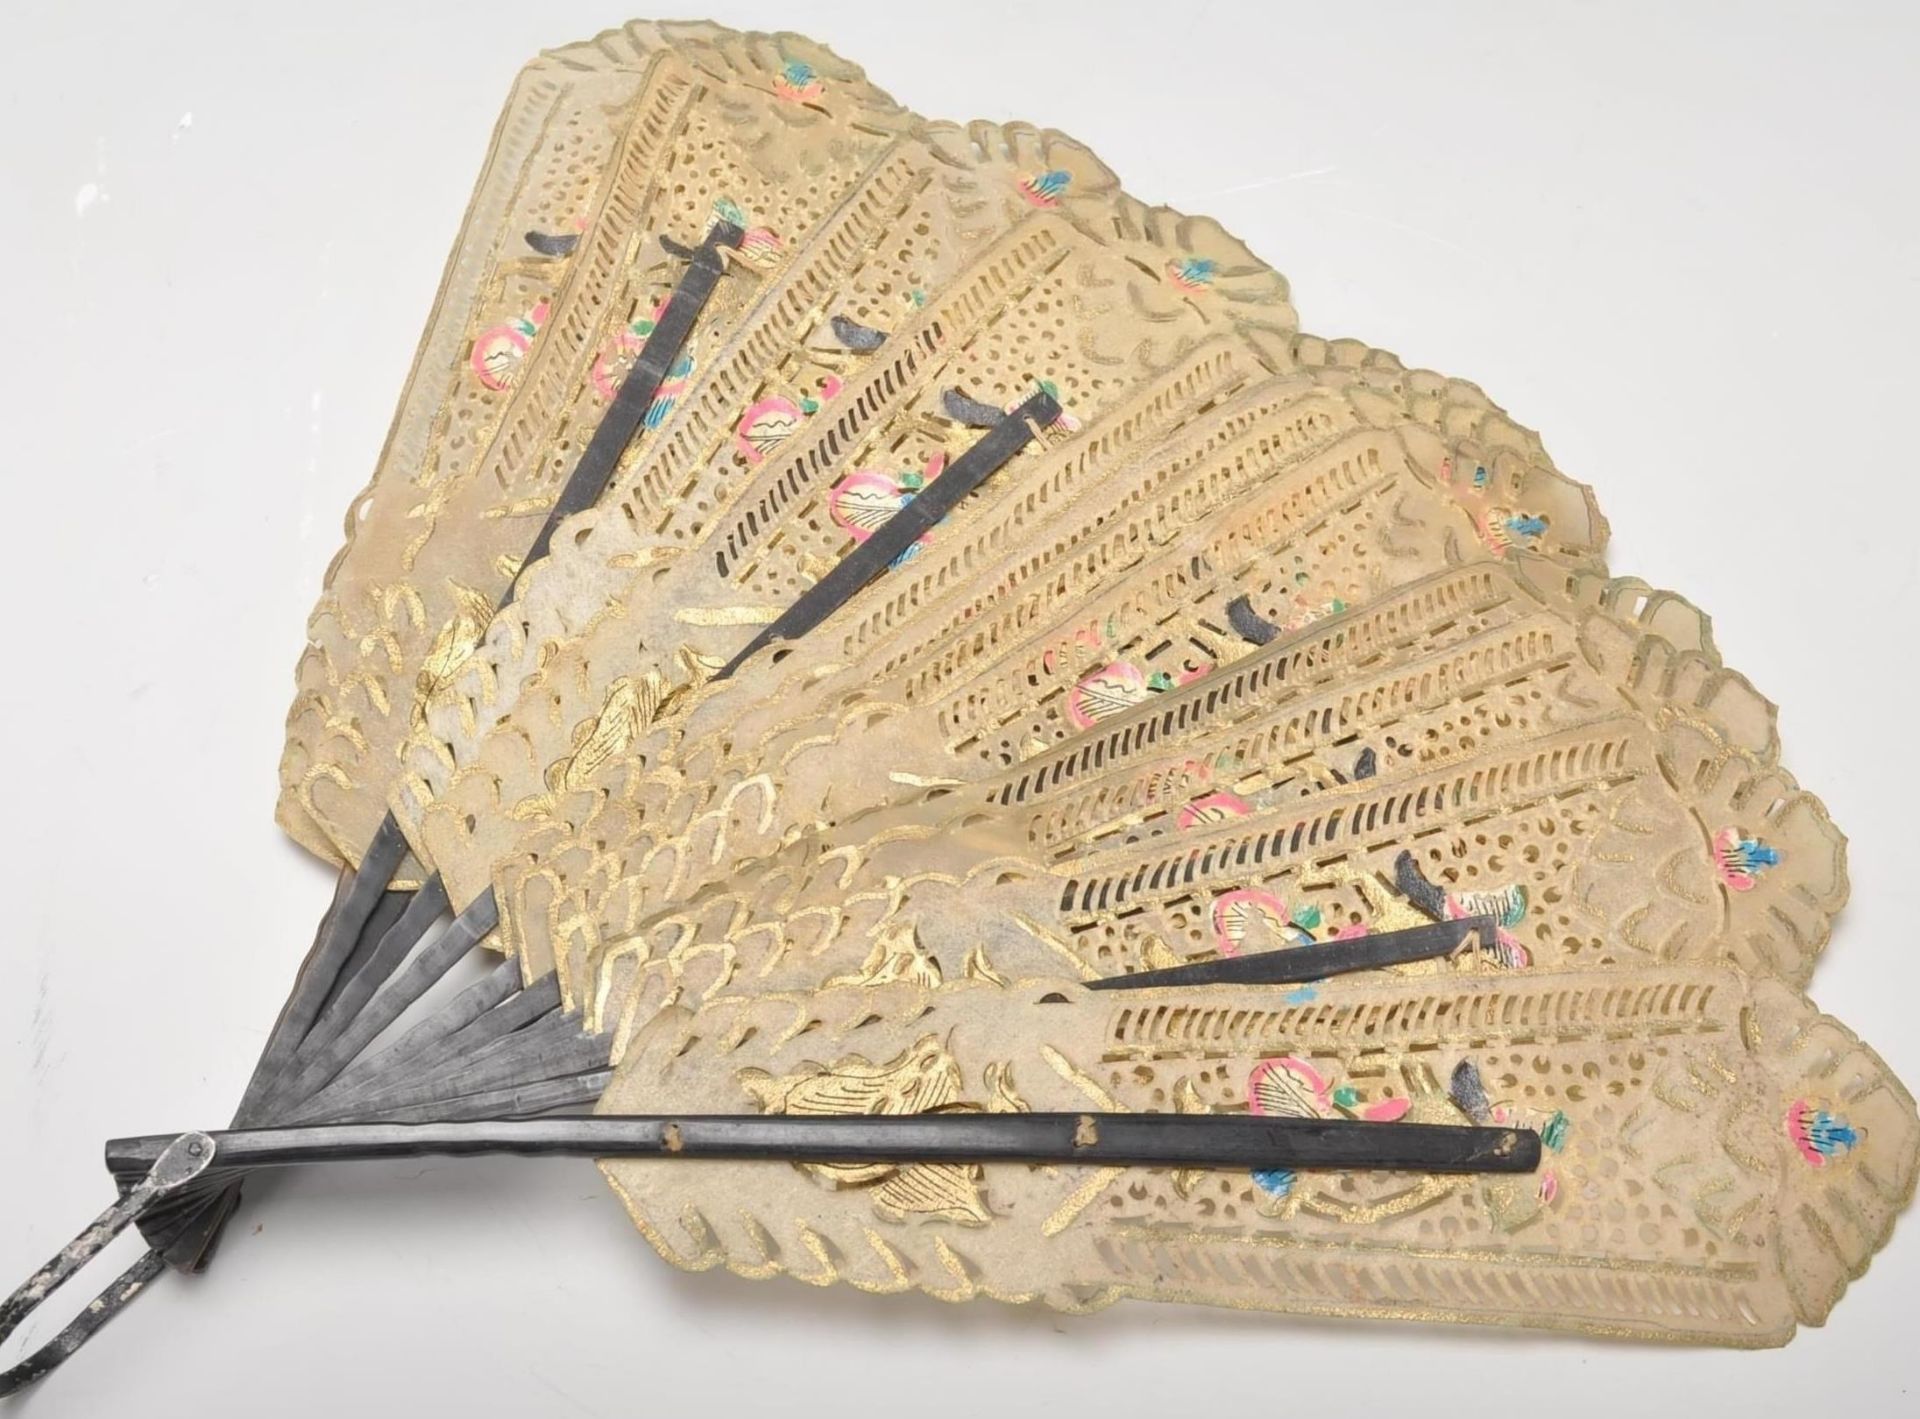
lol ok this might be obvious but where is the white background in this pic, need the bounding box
[2,2,1916,1413]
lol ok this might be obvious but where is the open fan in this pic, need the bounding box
[2,18,1912,1395]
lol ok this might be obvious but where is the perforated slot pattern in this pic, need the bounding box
[1021,619,1573,853]
[713,223,1070,585]
[881,391,1348,698]
[832,180,960,329]
[1055,727,1644,972]
[934,439,1424,763]
[1062,728,1639,914]
[980,563,1520,815]
[1105,976,1720,1056]
[831,344,1256,667]
[466,76,699,508]
[629,148,930,523]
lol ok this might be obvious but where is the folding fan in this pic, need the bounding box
[2,19,1912,1397]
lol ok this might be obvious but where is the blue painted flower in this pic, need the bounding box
[1787,1099,1859,1166]
[1714,828,1782,891]
[1251,1167,1296,1200]
[1019,170,1072,207]
[774,60,823,102]
[1166,256,1218,290]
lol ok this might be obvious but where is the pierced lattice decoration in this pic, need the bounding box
[603,967,1915,1346]
[2,20,1905,1397]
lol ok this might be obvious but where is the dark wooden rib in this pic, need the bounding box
[1088,917,1496,990]
[108,1113,1540,1177]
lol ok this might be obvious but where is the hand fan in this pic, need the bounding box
[0,22,1502,1388]
[2,18,1910,1396]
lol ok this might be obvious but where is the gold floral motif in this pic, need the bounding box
[1169,1077,1211,1200]
[512,672,674,818]
[984,1062,1027,1114]
[737,1035,1008,1226]
[962,946,1009,986]
[411,581,497,731]
[824,923,943,989]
